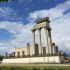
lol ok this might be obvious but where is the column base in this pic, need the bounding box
[32,53,37,56]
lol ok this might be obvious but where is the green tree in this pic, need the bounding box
[0,56,4,61]
[0,0,14,2]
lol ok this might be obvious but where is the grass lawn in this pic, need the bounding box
[0,66,70,70]
[0,64,70,70]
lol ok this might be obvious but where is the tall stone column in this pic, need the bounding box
[38,28,42,55]
[48,28,52,55]
[13,52,15,57]
[31,29,36,56]
[55,46,58,55]
[27,43,30,56]
[44,27,49,55]
[52,43,56,55]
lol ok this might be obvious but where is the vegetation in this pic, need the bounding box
[0,56,4,61]
[0,66,70,70]
[0,0,14,2]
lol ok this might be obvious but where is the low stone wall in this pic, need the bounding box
[2,56,64,63]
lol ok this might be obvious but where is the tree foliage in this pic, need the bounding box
[0,56,4,61]
[0,0,14,2]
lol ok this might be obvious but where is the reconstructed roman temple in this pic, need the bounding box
[2,17,65,63]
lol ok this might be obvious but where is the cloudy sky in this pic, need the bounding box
[0,0,70,55]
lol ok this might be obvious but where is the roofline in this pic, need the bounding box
[36,17,50,24]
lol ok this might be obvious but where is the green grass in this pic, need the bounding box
[0,66,70,70]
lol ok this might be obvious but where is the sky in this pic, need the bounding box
[0,0,70,55]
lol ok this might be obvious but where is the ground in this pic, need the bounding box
[0,63,70,70]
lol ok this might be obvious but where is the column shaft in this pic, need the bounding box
[27,43,30,56]
[52,43,56,54]
[45,28,49,55]
[38,28,42,55]
[55,46,58,55]
[48,28,52,54]
[32,29,36,56]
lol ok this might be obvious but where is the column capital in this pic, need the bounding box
[52,43,55,46]
[48,28,52,31]
[38,27,42,30]
[44,27,51,30]
[31,29,36,32]
[38,27,42,31]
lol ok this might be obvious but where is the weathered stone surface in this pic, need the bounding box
[2,56,64,63]
[3,17,65,64]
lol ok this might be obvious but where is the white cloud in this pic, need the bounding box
[0,7,21,21]
[0,21,34,55]
[28,0,70,54]
[28,9,64,23]
[28,0,70,21]
[0,0,70,55]
[51,13,70,51]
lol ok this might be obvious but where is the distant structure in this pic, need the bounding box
[2,17,66,63]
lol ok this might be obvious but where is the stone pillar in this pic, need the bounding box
[47,28,52,55]
[27,43,30,56]
[44,27,49,55]
[31,29,36,56]
[13,52,15,57]
[55,46,58,55]
[5,52,8,58]
[52,43,56,55]
[38,28,42,55]
[45,27,52,55]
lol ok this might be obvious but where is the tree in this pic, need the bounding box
[0,56,4,61]
[0,0,14,2]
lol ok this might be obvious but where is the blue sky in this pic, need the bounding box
[0,0,65,22]
[0,0,70,55]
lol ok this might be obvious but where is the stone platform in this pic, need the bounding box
[2,56,64,64]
